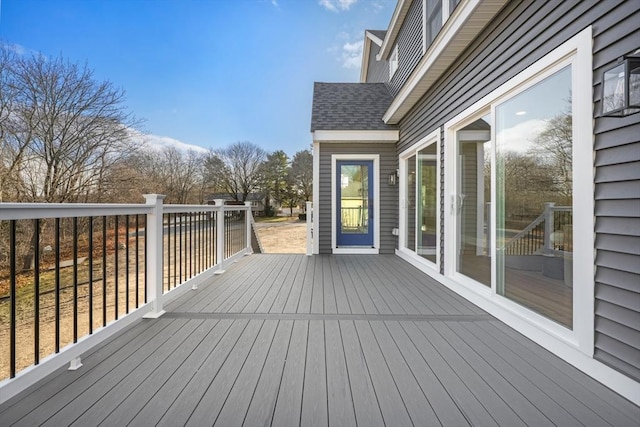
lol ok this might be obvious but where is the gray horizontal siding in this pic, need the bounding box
[365,42,389,84]
[318,143,398,254]
[583,0,639,381]
[395,0,640,381]
[388,0,423,96]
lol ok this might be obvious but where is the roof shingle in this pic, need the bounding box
[310,82,396,132]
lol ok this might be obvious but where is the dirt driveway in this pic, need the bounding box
[253,217,307,254]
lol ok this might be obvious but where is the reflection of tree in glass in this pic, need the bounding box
[531,109,572,200]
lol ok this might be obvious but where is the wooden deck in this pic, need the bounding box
[1,254,638,426]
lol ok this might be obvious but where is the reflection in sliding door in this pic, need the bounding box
[456,115,491,287]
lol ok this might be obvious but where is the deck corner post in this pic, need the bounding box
[214,199,226,274]
[143,194,167,318]
[244,201,253,255]
[306,201,313,256]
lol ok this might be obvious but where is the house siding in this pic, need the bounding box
[365,42,389,84]
[396,0,639,381]
[592,1,640,381]
[318,143,398,254]
[388,0,423,96]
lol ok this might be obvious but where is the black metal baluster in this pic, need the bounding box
[179,213,183,284]
[73,217,78,343]
[88,217,94,333]
[114,215,118,319]
[135,214,139,308]
[55,218,60,353]
[102,216,107,326]
[34,219,40,364]
[9,220,16,378]
[166,213,171,291]
[125,215,130,314]
[173,213,177,287]
[189,213,193,278]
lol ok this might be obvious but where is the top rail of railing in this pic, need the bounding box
[0,201,249,221]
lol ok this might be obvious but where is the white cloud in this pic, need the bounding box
[271,0,279,7]
[496,118,547,153]
[319,0,358,12]
[129,130,208,154]
[341,40,364,69]
[2,42,26,55]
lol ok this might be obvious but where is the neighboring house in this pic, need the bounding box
[311,0,639,402]
[206,192,267,214]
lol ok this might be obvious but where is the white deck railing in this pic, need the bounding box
[0,195,253,403]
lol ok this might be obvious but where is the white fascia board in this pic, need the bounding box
[361,31,386,82]
[377,0,410,61]
[360,38,372,83]
[383,0,508,124]
[365,30,384,47]
[313,130,399,142]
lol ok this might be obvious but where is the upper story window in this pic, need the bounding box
[389,44,399,78]
[423,0,443,54]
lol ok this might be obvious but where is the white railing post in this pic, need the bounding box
[143,194,166,318]
[306,201,313,256]
[543,202,555,254]
[215,199,225,274]
[244,202,253,255]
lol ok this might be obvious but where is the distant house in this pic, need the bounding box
[311,0,639,400]
[206,192,267,215]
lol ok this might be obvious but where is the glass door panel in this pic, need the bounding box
[456,115,492,287]
[336,160,374,247]
[417,146,437,262]
[496,66,573,328]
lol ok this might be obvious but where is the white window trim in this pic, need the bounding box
[331,154,380,254]
[398,129,441,272]
[389,44,399,79]
[312,142,320,255]
[441,25,602,371]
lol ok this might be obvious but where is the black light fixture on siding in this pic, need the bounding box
[601,55,640,117]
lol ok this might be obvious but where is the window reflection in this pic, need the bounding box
[496,65,573,328]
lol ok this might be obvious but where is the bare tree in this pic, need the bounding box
[204,141,266,202]
[0,45,140,269]
[0,46,140,203]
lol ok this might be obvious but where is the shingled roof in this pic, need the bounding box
[311,82,397,132]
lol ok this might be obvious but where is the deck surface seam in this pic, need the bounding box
[164,312,494,321]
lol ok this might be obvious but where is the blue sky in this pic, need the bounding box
[0,0,394,155]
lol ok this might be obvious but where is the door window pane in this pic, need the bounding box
[340,164,369,234]
[496,66,572,328]
[456,115,492,287]
[405,155,416,251]
[417,145,437,262]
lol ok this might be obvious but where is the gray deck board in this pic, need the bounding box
[300,320,328,426]
[105,319,232,426]
[399,321,499,426]
[269,255,304,313]
[271,319,308,426]
[214,319,279,426]
[324,320,357,427]
[243,319,294,427]
[369,321,441,425]
[430,321,555,426]
[385,321,472,426]
[155,319,250,425]
[339,320,385,427]
[2,254,638,427]
[354,320,413,426]
[480,320,640,425]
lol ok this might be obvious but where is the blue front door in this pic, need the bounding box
[336,160,374,247]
